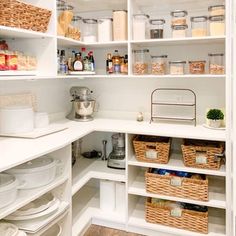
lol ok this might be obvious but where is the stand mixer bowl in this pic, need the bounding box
[74,99,95,121]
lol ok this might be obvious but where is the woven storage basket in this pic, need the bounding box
[145,198,208,234]
[181,139,225,170]
[0,0,52,33]
[133,135,171,164]
[145,168,208,201]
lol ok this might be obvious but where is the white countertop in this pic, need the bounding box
[0,118,226,172]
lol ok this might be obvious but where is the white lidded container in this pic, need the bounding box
[133,14,150,40]
[6,157,60,189]
[98,18,113,42]
[113,10,127,41]
[0,173,19,208]
[0,106,34,134]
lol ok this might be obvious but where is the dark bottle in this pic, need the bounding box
[73,53,84,71]
[106,53,113,74]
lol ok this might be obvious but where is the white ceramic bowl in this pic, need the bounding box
[0,106,34,134]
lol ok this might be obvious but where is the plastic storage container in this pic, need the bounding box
[98,18,113,42]
[113,10,127,41]
[209,15,225,36]
[150,19,165,39]
[82,19,98,42]
[133,14,150,40]
[151,55,168,75]
[169,61,186,75]
[66,16,82,40]
[172,25,188,38]
[208,5,225,16]
[191,16,207,37]
[133,49,149,75]
[171,10,188,26]
[209,53,225,74]
[189,60,206,74]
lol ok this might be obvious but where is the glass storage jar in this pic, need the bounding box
[171,10,188,26]
[82,19,98,42]
[151,55,168,75]
[66,16,82,40]
[172,25,188,38]
[113,10,128,41]
[191,16,207,37]
[169,61,186,75]
[189,60,206,74]
[208,5,225,16]
[150,19,165,39]
[209,15,225,36]
[209,53,224,74]
[133,49,149,75]
[133,14,150,40]
[98,18,113,42]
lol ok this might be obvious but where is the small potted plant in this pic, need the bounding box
[206,109,224,128]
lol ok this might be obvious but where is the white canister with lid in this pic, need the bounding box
[0,106,34,134]
[113,10,128,41]
[98,18,113,42]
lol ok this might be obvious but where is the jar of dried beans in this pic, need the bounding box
[189,60,206,74]
[151,55,167,75]
[133,49,149,75]
[171,10,188,26]
[209,53,224,74]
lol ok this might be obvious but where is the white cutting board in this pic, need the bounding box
[0,123,68,139]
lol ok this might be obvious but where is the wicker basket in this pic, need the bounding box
[145,169,208,201]
[133,135,171,164]
[0,0,52,32]
[145,198,208,234]
[181,139,225,170]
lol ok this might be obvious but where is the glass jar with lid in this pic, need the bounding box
[82,19,98,42]
[133,14,150,40]
[133,49,150,75]
[66,16,82,40]
[151,55,168,75]
[209,15,225,36]
[209,53,224,74]
[113,10,128,41]
[189,60,206,74]
[208,5,225,16]
[191,16,207,37]
[172,25,188,38]
[150,19,165,39]
[98,18,113,42]
[169,61,186,75]
[171,10,188,26]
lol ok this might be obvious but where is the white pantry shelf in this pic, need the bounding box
[0,173,69,220]
[128,173,226,209]
[128,199,226,236]
[0,26,54,39]
[129,74,226,79]
[131,36,225,47]
[128,154,226,177]
[72,157,126,196]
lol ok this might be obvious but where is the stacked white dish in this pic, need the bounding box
[0,222,27,236]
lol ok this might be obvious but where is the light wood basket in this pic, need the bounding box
[133,135,171,164]
[0,0,52,33]
[145,197,208,234]
[181,139,225,170]
[145,168,208,201]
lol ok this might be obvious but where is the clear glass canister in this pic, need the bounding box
[66,16,82,40]
[151,55,167,75]
[189,60,206,74]
[191,16,207,37]
[172,25,188,38]
[82,19,98,42]
[169,61,186,75]
[98,18,113,42]
[133,14,150,40]
[209,53,224,74]
[133,49,149,75]
[209,15,225,36]
[150,19,165,39]
[208,5,225,16]
[171,10,188,26]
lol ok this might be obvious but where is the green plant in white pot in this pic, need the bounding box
[206,109,224,128]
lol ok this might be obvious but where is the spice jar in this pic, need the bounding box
[133,49,149,75]
[171,10,188,26]
[98,18,113,42]
[151,55,167,75]
[209,15,225,36]
[172,25,188,38]
[208,5,225,16]
[191,16,207,37]
[82,19,98,42]
[133,14,150,40]
[209,53,224,74]
[189,60,206,74]
[169,61,186,75]
[150,19,165,39]
[113,10,127,41]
